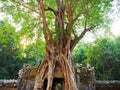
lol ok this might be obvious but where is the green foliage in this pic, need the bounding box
[0,21,23,79]
[73,37,120,80]
[85,38,117,80]
[21,39,45,66]
[0,20,45,79]
[73,0,112,33]
[1,0,41,37]
[0,0,113,42]
[72,41,87,64]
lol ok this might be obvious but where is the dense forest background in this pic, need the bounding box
[0,20,120,80]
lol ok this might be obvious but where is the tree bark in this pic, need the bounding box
[33,44,78,90]
[34,0,78,90]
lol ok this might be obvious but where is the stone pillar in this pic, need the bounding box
[75,64,96,90]
[18,64,37,90]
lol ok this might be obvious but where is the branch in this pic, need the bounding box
[84,0,89,30]
[70,26,96,51]
[70,0,99,51]
[45,7,57,15]
[16,2,39,14]
[64,3,73,52]
[37,0,53,44]
[56,0,60,10]
[73,0,97,23]
[73,11,84,23]
[72,0,79,12]
[70,0,89,51]
[66,3,73,32]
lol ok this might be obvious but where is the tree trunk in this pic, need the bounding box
[33,44,78,90]
[34,0,78,90]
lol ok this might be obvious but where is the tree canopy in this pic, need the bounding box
[0,0,113,51]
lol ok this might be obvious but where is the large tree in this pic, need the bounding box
[0,21,23,79]
[0,0,112,90]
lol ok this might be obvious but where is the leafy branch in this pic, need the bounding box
[70,26,96,51]
[73,0,98,23]
[15,1,40,14]
[37,0,53,45]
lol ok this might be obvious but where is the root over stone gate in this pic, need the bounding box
[18,63,95,90]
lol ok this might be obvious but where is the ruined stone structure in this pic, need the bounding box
[0,79,17,90]
[75,64,96,90]
[18,64,96,90]
[96,80,120,90]
[18,64,37,90]
[0,64,120,90]
[1,80,120,90]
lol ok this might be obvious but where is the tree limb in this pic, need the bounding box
[70,0,97,52]
[70,26,96,51]
[66,4,73,31]
[73,0,97,23]
[84,0,89,30]
[37,0,53,45]
[16,1,39,14]
[45,7,57,15]
[72,0,79,12]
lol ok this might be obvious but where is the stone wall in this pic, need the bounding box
[96,80,120,90]
[0,80,120,90]
[18,64,37,90]
[75,64,96,90]
[17,64,96,90]
[0,80,17,90]
[1,64,120,90]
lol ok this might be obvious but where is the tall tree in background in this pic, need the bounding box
[0,0,112,90]
[72,37,120,80]
[85,38,117,80]
[0,21,22,79]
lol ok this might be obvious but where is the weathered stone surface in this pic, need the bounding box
[75,64,96,90]
[96,80,120,86]
[18,78,35,90]
[18,64,96,90]
[0,79,17,90]
[0,79,17,86]
[96,81,120,90]
[18,64,37,90]
[1,79,120,90]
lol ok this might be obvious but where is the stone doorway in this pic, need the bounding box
[43,78,63,90]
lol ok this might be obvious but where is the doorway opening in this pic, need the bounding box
[52,78,63,90]
[43,78,63,90]
[43,78,48,90]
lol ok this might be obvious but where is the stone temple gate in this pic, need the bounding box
[18,63,95,90]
